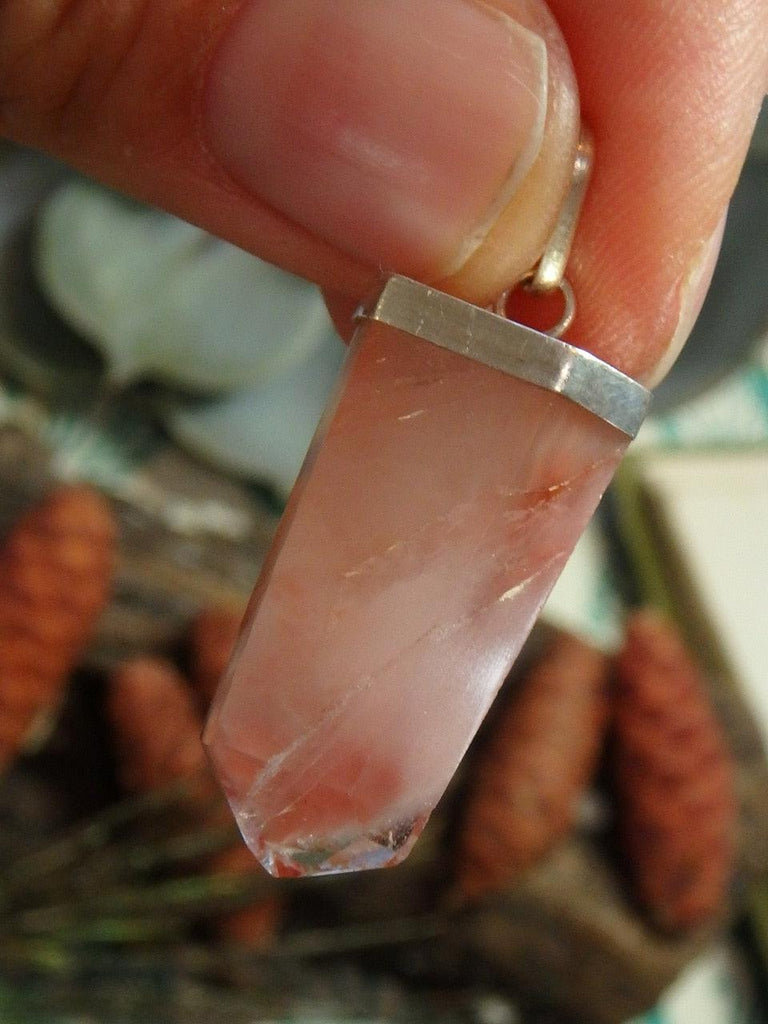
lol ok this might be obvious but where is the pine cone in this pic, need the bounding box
[107,658,213,795]
[457,633,611,899]
[107,656,280,945]
[613,610,737,933]
[188,605,244,711]
[0,484,116,770]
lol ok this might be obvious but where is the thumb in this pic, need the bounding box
[0,0,578,308]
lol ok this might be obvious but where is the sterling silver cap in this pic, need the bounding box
[360,275,652,439]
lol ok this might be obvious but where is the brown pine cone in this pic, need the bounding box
[0,484,116,770]
[106,657,213,795]
[107,656,280,945]
[457,633,612,899]
[188,605,244,711]
[613,610,737,933]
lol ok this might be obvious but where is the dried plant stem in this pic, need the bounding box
[118,822,242,876]
[267,912,450,958]
[4,871,276,939]
[0,781,198,903]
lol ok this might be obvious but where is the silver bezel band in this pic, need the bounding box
[359,275,651,439]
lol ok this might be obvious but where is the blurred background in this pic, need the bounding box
[0,102,765,1023]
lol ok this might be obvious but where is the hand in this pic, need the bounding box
[2,0,766,381]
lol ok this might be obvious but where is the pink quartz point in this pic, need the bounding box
[204,289,635,878]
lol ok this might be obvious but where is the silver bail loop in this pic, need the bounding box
[492,127,594,338]
[531,127,594,294]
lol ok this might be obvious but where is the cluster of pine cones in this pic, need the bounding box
[0,482,738,940]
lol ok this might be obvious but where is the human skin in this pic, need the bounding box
[0,0,766,382]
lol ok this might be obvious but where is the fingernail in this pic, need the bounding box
[646,212,727,387]
[205,0,547,276]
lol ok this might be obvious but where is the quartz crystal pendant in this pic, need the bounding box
[203,276,650,878]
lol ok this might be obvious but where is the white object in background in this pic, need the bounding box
[627,943,760,1024]
[166,325,346,498]
[35,180,328,392]
[637,448,768,752]
[542,522,624,651]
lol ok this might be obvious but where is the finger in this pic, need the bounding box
[540,0,768,381]
[0,0,578,314]
[2,2,765,383]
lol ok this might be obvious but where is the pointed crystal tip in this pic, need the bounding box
[203,729,429,878]
[236,812,427,878]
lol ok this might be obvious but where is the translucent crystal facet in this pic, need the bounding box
[203,315,631,877]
